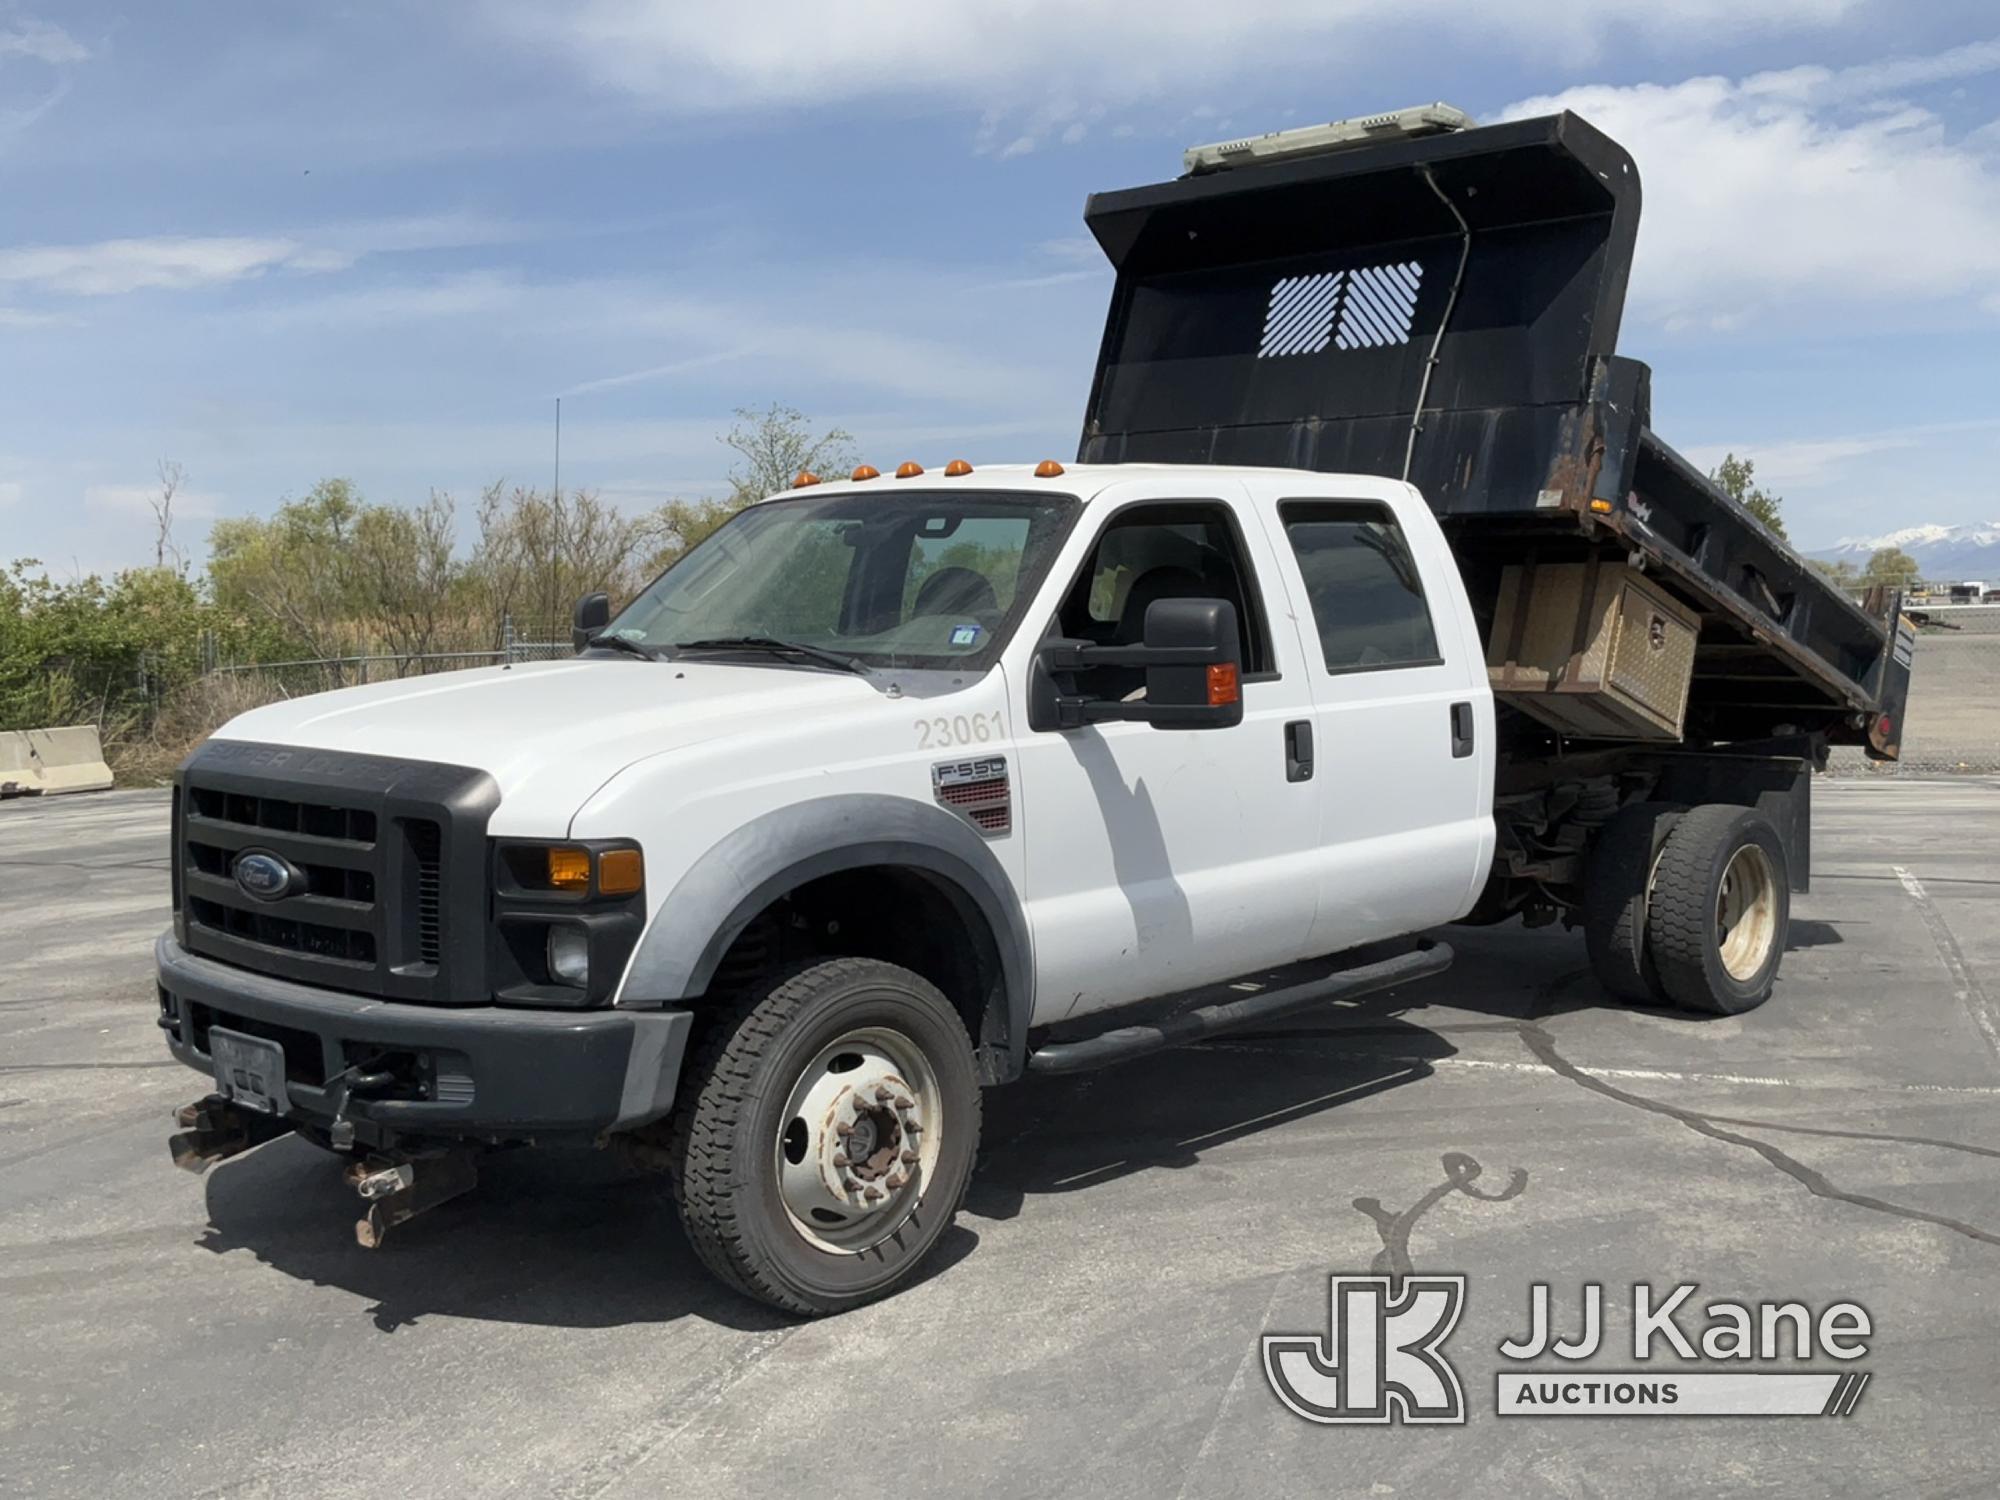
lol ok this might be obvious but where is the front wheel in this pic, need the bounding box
[667,957,982,1316]
[1645,804,1790,1015]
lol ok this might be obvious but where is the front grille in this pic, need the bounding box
[408,819,443,965]
[176,741,496,1004]
[187,894,379,966]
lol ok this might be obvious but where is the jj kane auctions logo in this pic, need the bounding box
[1264,1279,1873,1422]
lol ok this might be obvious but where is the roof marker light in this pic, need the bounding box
[792,471,821,488]
[1034,459,1066,478]
[851,464,880,481]
[944,459,973,477]
[895,461,924,478]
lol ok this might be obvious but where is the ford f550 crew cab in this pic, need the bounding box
[160,106,1915,1314]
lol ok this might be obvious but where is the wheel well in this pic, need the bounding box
[704,864,1012,1082]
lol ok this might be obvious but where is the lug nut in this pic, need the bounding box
[875,1085,894,1102]
[900,1149,919,1164]
[832,1152,849,1168]
[863,1187,883,1202]
[887,1173,907,1190]
[835,1122,854,1138]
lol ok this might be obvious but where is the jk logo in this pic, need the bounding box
[1262,1275,1467,1424]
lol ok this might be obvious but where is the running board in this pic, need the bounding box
[1025,939,1453,1075]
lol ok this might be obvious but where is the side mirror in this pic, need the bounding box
[571,592,611,653]
[1030,597,1244,731]
[1136,598,1244,729]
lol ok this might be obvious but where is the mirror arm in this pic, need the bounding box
[1041,640,1229,672]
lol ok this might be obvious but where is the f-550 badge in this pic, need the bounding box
[931,756,1012,837]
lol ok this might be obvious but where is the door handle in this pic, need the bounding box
[1285,720,1314,782]
[1449,701,1474,759]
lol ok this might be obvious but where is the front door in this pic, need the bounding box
[1010,480,1326,1024]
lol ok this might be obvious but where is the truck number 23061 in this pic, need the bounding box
[916,711,1005,749]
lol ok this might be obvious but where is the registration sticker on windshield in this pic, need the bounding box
[949,624,982,647]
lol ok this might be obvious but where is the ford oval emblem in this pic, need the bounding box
[234,850,296,901]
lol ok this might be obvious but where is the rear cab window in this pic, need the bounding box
[1278,500,1442,673]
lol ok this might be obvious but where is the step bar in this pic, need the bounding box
[1026,939,1453,1075]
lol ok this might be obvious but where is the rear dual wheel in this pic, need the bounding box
[1583,801,1789,1015]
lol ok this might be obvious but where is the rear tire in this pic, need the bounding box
[667,957,982,1316]
[1583,800,1682,1005]
[1645,804,1790,1016]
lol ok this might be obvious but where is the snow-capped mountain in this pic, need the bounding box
[1809,520,2000,581]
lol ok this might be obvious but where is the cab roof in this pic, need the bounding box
[765,461,1418,506]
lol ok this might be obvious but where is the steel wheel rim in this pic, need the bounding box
[1716,844,1778,982]
[774,1025,942,1255]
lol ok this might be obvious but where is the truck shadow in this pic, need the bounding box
[189,924,1623,1333]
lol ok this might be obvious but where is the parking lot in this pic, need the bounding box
[4,780,1998,1497]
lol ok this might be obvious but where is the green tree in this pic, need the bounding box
[207,478,369,660]
[721,403,857,504]
[1862,546,1922,590]
[1710,453,1787,540]
[1809,558,1859,588]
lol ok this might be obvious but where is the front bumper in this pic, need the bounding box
[155,934,690,1144]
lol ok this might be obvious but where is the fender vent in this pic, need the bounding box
[932,755,1011,837]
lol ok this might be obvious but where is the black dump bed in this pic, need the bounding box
[1076,111,1911,758]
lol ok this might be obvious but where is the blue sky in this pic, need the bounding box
[2,1,1998,577]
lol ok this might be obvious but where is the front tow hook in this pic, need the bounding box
[168,1094,295,1173]
[345,1148,480,1249]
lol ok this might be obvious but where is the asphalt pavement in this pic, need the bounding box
[3,781,1998,1497]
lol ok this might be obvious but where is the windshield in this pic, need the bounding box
[605,489,1080,670]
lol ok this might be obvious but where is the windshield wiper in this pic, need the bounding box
[673,636,870,675]
[585,633,662,661]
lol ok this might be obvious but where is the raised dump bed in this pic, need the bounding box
[1076,107,1912,761]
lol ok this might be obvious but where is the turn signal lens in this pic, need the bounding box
[1206,663,1240,706]
[851,464,880,481]
[547,847,591,891]
[792,471,821,488]
[598,848,644,895]
[895,460,924,478]
[1034,459,1065,478]
[1588,498,1613,514]
[944,459,973,476]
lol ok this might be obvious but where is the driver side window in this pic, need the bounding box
[1054,501,1273,676]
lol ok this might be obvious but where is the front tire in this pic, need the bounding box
[668,957,982,1316]
[1645,804,1790,1015]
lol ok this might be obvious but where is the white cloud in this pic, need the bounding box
[0,236,343,296]
[0,214,527,300]
[0,16,87,65]
[1680,435,1915,490]
[1503,48,2000,328]
[495,0,1860,147]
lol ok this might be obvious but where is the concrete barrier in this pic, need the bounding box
[0,725,115,797]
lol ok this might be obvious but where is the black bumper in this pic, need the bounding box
[156,935,690,1144]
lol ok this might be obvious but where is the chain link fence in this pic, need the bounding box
[198,616,573,699]
[1827,604,2000,776]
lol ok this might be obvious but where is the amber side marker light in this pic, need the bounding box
[547,847,591,892]
[1207,663,1241,706]
[895,461,924,478]
[944,459,973,476]
[1588,498,1613,514]
[851,464,880,481]
[598,848,644,895]
[792,471,821,488]
[1034,459,1065,478]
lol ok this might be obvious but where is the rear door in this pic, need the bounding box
[1252,480,1493,956]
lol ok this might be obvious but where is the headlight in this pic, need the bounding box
[548,926,591,987]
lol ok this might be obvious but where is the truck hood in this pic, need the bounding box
[209,658,881,831]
